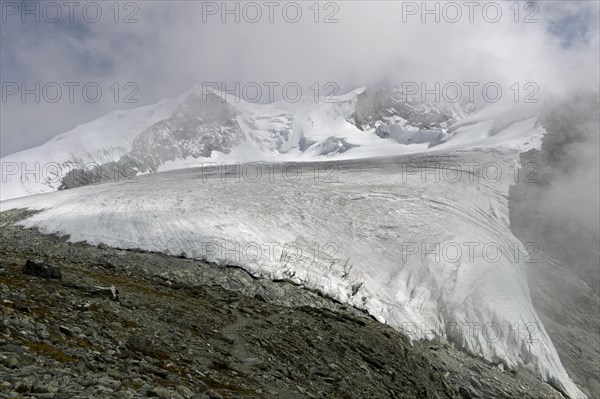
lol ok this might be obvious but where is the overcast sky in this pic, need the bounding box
[1,0,598,157]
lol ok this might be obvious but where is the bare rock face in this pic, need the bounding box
[374,125,444,145]
[351,87,468,132]
[123,91,244,174]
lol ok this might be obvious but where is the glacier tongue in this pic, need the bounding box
[0,88,585,397]
[0,145,584,397]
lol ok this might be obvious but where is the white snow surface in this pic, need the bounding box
[0,93,187,200]
[0,89,585,397]
[1,87,508,200]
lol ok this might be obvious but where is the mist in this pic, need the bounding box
[1,0,598,157]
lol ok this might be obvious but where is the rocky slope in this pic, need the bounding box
[0,209,565,399]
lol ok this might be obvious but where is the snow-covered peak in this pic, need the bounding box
[2,85,539,201]
[0,93,187,200]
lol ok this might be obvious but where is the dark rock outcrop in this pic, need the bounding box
[22,259,62,280]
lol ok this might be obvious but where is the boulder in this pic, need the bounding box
[22,260,62,280]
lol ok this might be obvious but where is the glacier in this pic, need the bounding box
[0,86,468,201]
[0,88,586,398]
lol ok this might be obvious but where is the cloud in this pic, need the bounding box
[1,0,598,156]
